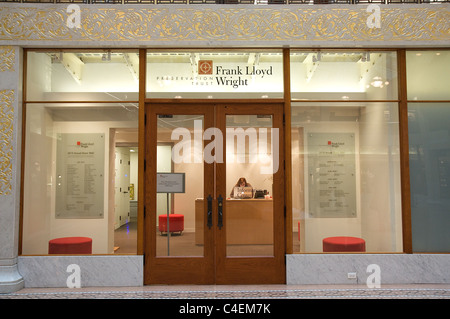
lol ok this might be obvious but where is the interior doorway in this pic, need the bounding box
[112,128,138,254]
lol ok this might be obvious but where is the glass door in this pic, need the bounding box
[215,103,285,284]
[144,101,285,285]
[144,103,215,284]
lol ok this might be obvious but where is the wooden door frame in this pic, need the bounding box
[143,99,286,285]
[144,102,215,285]
[215,102,286,284]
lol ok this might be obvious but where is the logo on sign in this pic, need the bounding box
[198,60,213,75]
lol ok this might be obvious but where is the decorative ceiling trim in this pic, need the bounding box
[0,5,449,45]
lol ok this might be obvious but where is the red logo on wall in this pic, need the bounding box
[198,60,213,75]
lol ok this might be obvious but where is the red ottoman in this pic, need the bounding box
[48,237,92,254]
[159,214,184,234]
[323,236,366,252]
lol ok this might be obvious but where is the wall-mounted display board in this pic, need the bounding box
[55,133,105,219]
[307,132,356,218]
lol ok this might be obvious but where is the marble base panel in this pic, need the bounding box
[287,254,450,285]
[15,254,450,287]
[18,255,143,288]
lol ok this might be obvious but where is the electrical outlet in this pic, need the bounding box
[347,272,357,279]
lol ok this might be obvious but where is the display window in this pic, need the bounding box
[291,102,403,253]
[407,50,450,252]
[289,50,402,253]
[20,49,450,257]
[22,50,139,255]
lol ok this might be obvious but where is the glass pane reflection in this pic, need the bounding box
[226,115,275,257]
[156,115,204,257]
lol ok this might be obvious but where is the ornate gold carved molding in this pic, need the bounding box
[0,89,14,196]
[0,46,15,72]
[0,5,448,44]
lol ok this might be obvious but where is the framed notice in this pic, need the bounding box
[307,132,357,218]
[157,173,185,193]
[55,133,105,219]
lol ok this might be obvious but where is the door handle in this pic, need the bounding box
[217,194,223,230]
[207,194,213,230]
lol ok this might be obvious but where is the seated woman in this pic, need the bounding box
[229,177,252,198]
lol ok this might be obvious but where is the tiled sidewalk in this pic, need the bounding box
[1,284,449,299]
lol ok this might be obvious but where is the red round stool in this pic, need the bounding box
[158,214,184,234]
[323,236,366,252]
[48,237,92,254]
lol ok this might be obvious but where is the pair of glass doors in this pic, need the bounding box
[144,101,285,284]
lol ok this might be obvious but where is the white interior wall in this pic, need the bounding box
[301,121,362,252]
[291,61,362,93]
[406,51,450,100]
[359,53,402,252]
[157,145,173,225]
[22,106,54,255]
[26,53,52,100]
[51,59,138,93]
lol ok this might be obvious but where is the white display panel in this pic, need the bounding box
[55,133,105,219]
[307,132,356,218]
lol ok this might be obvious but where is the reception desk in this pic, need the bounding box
[195,199,273,245]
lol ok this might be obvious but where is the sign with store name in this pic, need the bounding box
[151,59,281,92]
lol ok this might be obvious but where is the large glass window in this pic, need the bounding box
[290,51,398,101]
[146,51,283,99]
[290,50,402,253]
[26,50,139,102]
[406,50,450,101]
[22,51,139,255]
[407,50,450,253]
[409,103,450,252]
[291,102,403,253]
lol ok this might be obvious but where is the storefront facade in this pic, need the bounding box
[0,3,449,292]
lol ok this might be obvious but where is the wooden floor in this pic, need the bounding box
[114,221,138,254]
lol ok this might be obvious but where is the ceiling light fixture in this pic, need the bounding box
[370,76,384,88]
